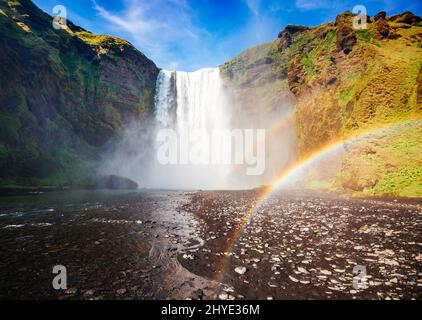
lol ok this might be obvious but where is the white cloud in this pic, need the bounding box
[245,0,260,15]
[93,1,157,46]
[91,0,206,70]
[90,0,286,71]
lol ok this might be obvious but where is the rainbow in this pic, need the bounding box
[213,118,419,296]
[266,110,296,138]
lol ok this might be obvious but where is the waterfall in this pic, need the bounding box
[174,68,226,134]
[155,68,226,131]
[100,66,296,190]
[154,70,175,128]
[152,68,232,189]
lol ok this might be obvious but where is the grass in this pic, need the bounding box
[367,123,422,197]
[356,28,373,43]
[333,121,422,197]
[300,51,315,77]
[297,29,336,79]
[75,31,129,47]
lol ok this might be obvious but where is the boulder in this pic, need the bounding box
[374,11,386,21]
[95,175,138,190]
[388,11,422,25]
[278,25,309,50]
[374,18,391,39]
[374,19,400,40]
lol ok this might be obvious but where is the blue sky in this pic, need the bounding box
[33,0,422,71]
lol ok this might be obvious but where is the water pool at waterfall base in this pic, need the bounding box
[0,190,420,300]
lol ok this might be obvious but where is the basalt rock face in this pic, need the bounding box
[0,0,159,187]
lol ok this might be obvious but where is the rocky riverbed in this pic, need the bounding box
[181,190,422,300]
[0,190,420,300]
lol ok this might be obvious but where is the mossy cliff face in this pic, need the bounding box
[221,11,422,197]
[287,11,421,152]
[288,11,422,197]
[0,0,159,187]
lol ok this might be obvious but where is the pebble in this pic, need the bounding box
[83,290,94,298]
[65,287,78,295]
[218,292,228,300]
[116,288,126,296]
[182,253,196,260]
[297,267,308,274]
[234,266,247,275]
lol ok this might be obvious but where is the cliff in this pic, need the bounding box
[221,11,422,197]
[0,0,159,187]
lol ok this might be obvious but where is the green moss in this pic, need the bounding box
[302,55,315,77]
[369,167,422,197]
[339,82,355,106]
[289,32,313,55]
[297,29,336,79]
[335,121,422,197]
[356,28,373,43]
[75,31,129,47]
